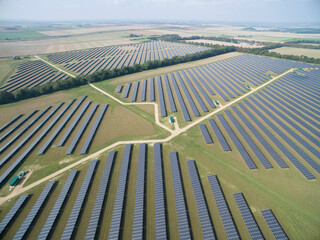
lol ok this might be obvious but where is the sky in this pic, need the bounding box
[0,0,319,24]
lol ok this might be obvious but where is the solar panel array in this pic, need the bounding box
[1,60,68,92]
[57,101,92,147]
[0,111,37,143]
[208,119,231,151]
[224,110,273,169]
[250,95,320,172]
[66,104,98,155]
[14,181,56,240]
[217,114,257,169]
[38,171,78,240]
[157,76,167,117]
[238,102,315,180]
[233,192,264,240]
[261,209,288,240]
[170,73,191,121]
[170,152,191,240]
[208,175,239,240]
[0,114,23,132]
[85,151,116,239]
[38,96,87,155]
[199,124,213,144]
[0,106,50,154]
[131,81,140,102]
[154,143,167,239]
[187,160,215,239]
[132,144,146,240]
[0,194,29,235]
[231,106,288,168]
[108,144,132,239]
[49,41,209,76]
[80,104,109,154]
[61,160,98,240]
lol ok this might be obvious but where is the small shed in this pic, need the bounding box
[169,116,174,123]
[9,176,19,186]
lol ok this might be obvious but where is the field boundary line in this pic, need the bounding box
[0,66,294,205]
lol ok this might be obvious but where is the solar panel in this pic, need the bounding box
[204,65,236,98]
[38,96,87,154]
[14,181,56,240]
[238,102,315,180]
[57,101,91,147]
[246,98,320,175]
[185,69,215,108]
[254,93,320,160]
[0,110,37,143]
[0,106,51,154]
[132,144,147,240]
[0,194,29,235]
[199,124,213,144]
[0,103,61,168]
[170,73,191,122]
[233,193,264,240]
[108,144,132,240]
[164,74,177,112]
[150,77,155,101]
[170,152,191,240]
[187,160,215,239]
[80,104,108,154]
[189,69,215,96]
[153,143,167,239]
[38,171,78,240]
[261,209,288,240]
[198,66,229,101]
[217,115,257,169]
[66,104,98,155]
[61,160,98,240]
[157,76,167,117]
[231,106,288,168]
[131,81,140,102]
[224,110,272,169]
[265,86,320,125]
[123,83,132,98]
[180,70,208,112]
[208,175,239,240]
[208,119,230,151]
[85,151,116,240]
[0,114,23,132]
[140,79,147,102]
[176,72,200,117]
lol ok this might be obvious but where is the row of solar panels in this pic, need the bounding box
[48,41,209,64]
[62,43,209,76]
[199,80,319,179]
[0,144,289,239]
[0,97,108,186]
[1,60,69,92]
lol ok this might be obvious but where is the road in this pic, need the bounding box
[34,55,76,78]
[0,57,294,205]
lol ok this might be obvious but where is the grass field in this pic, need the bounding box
[270,47,320,58]
[0,30,47,41]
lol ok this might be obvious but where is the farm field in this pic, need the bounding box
[270,47,320,58]
[186,39,263,48]
[0,31,136,57]
[0,52,319,240]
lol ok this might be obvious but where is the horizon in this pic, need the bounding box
[1,0,319,24]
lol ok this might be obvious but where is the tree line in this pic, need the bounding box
[0,45,235,105]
